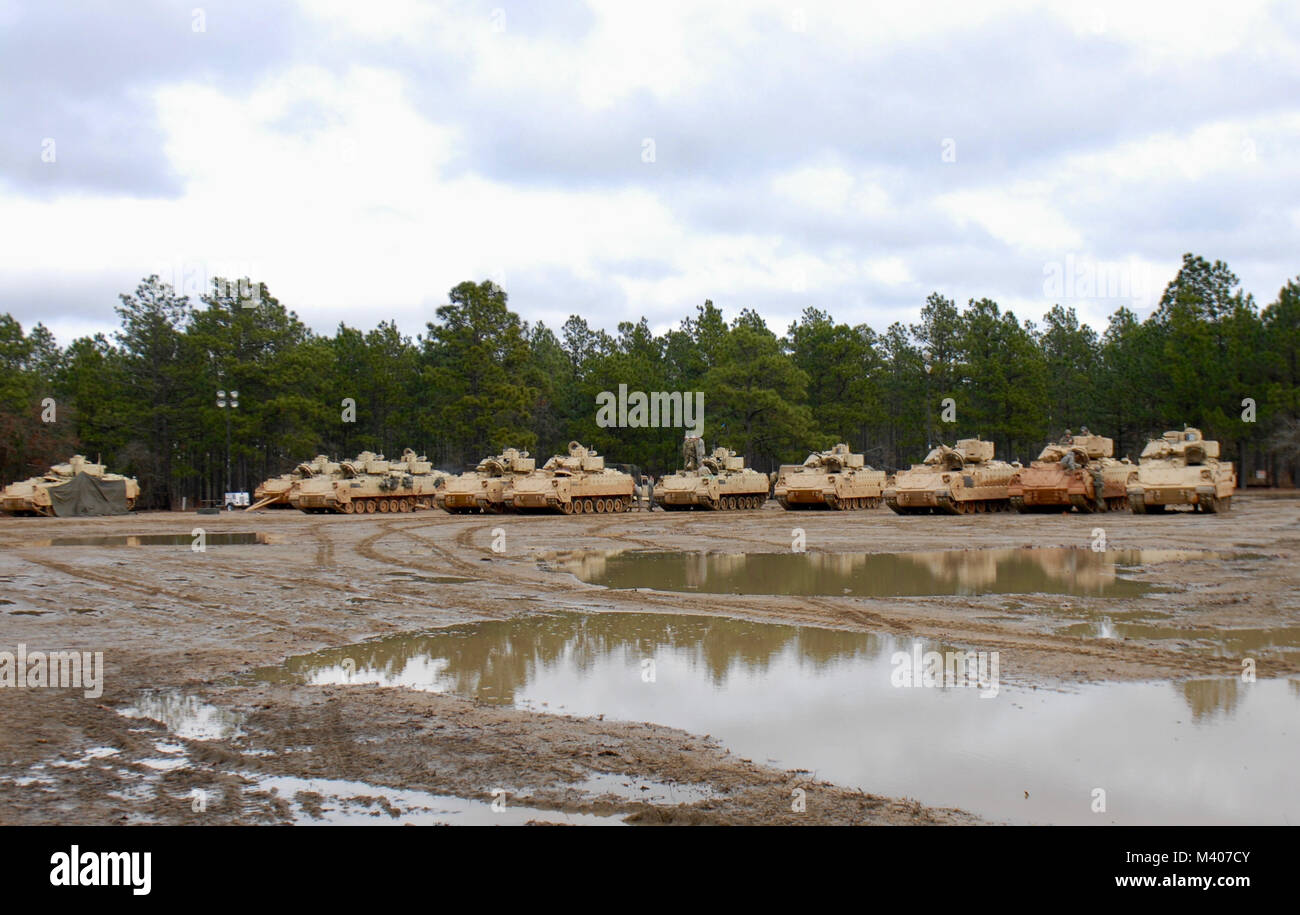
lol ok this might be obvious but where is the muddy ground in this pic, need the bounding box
[1,495,1297,825]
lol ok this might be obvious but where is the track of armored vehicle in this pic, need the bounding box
[654,437,769,510]
[1127,428,1236,514]
[507,442,635,514]
[250,454,340,510]
[1008,432,1133,513]
[292,450,448,514]
[885,438,1016,514]
[773,443,886,510]
[437,448,535,514]
[0,455,139,516]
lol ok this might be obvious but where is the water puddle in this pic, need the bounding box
[1059,620,1300,656]
[119,689,244,740]
[545,548,1219,597]
[255,611,1300,825]
[34,532,267,547]
[249,775,625,826]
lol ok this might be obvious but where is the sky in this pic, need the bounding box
[2,0,1299,345]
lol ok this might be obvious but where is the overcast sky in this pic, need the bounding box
[2,0,1298,345]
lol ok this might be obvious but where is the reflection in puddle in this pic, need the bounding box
[256,611,1300,825]
[119,689,244,740]
[1059,621,1300,659]
[34,532,267,547]
[251,775,625,826]
[547,548,1215,597]
[253,613,887,703]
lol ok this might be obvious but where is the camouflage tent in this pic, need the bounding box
[48,472,131,517]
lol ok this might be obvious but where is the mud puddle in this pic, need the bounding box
[34,532,267,547]
[120,689,244,739]
[1059,620,1300,657]
[252,611,1300,824]
[250,775,626,826]
[545,548,1222,597]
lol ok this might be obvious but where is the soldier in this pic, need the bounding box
[1061,428,1074,445]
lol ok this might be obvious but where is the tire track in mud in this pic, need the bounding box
[313,525,334,569]
[353,517,499,582]
[16,554,227,610]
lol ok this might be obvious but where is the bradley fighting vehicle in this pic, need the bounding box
[1008,430,1133,513]
[291,450,448,514]
[436,448,535,514]
[506,441,635,514]
[1127,427,1236,513]
[249,454,340,510]
[654,436,769,510]
[772,443,886,510]
[884,437,1017,514]
[1,455,140,516]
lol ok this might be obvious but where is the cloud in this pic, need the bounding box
[1,0,1298,346]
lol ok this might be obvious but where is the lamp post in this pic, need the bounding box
[217,388,238,506]
[923,349,933,451]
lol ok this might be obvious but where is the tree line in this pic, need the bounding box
[1,253,1298,509]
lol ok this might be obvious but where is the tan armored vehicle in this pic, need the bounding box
[292,450,448,514]
[436,448,536,514]
[773,443,886,510]
[250,454,340,510]
[654,436,769,510]
[506,441,635,514]
[884,437,1016,514]
[1127,427,1236,513]
[1,455,140,516]
[1008,430,1133,513]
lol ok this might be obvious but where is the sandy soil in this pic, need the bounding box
[1,495,1296,825]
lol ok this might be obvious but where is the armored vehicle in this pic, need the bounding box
[1,455,140,516]
[1008,431,1133,513]
[654,436,769,510]
[1127,428,1236,513]
[773,443,886,510]
[506,441,635,514]
[884,437,1017,514]
[291,450,447,514]
[250,454,340,510]
[436,448,535,514]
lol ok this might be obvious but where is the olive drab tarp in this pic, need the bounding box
[48,472,130,517]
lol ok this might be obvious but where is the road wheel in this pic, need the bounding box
[342,502,355,514]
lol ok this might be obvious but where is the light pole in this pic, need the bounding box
[923,350,933,451]
[217,388,238,506]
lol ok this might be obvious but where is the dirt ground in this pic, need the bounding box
[1,494,1296,825]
